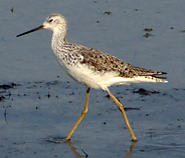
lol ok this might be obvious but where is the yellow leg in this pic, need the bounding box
[106,89,137,142]
[66,87,91,140]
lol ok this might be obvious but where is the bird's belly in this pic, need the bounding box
[60,62,121,90]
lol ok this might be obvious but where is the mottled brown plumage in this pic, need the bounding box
[79,47,167,79]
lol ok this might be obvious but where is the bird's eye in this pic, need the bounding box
[49,19,53,23]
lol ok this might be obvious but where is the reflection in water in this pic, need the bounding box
[125,141,137,158]
[45,137,137,158]
[45,137,87,157]
[66,140,87,158]
[67,140,137,158]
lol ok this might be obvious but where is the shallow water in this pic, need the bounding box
[1,0,185,157]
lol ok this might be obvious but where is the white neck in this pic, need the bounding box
[51,26,67,54]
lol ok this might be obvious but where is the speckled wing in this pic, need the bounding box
[79,47,167,80]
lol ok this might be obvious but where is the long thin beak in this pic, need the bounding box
[16,25,44,37]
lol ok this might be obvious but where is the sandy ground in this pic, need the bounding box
[0,0,185,157]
